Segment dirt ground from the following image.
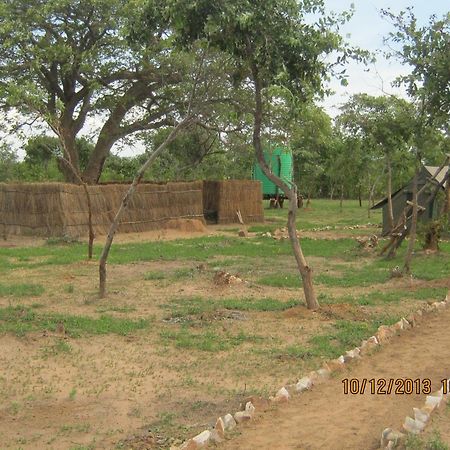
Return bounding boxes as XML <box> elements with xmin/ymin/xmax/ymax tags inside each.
<box><xmin>0</xmin><ymin>225</ymin><xmax>449</xmax><ymax>449</ymax></box>
<box><xmin>220</xmin><ymin>305</ymin><xmax>450</xmax><ymax>450</ymax></box>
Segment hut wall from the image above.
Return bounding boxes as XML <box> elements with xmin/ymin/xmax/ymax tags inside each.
<box><xmin>0</xmin><ymin>181</ymin><xmax>204</xmax><ymax>237</ymax></box>
<box><xmin>203</xmin><ymin>180</ymin><xmax>264</xmax><ymax>224</ymax></box>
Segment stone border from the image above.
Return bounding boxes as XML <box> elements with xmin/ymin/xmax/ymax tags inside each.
<box><xmin>380</xmin><ymin>294</ymin><xmax>450</xmax><ymax>449</ymax></box>
<box><xmin>171</xmin><ymin>293</ymin><xmax>449</xmax><ymax>450</ymax></box>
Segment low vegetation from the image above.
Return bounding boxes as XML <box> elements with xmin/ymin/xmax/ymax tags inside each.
<box><xmin>0</xmin><ymin>200</ymin><xmax>448</xmax><ymax>448</ymax></box>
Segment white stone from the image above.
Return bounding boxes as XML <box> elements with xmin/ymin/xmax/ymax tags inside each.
<box><xmin>316</xmin><ymin>368</ymin><xmax>331</xmax><ymax>379</ymax></box>
<box><xmin>245</xmin><ymin>401</ymin><xmax>255</xmax><ymax>417</ymax></box>
<box><xmin>223</xmin><ymin>413</ymin><xmax>236</xmax><ymax>430</ymax></box>
<box><xmin>403</xmin><ymin>416</ymin><xmax>426</xmax><ymax>434</ymax></box>
<box><xmin>296</xmin><ymin>376</ymin><xmax>313</xmax><ymax>392</ymax></box>
<box><xmin>192</xmin><ymin>430</ymin><xmax>211</xmax><ymax>447</ymax></box>
<box><xmin>425</xmin><ymin>395</ymin><xmax>442</xmax><ymax>410</ymax></box>
<box><xmin>234</xmin><ymin>410</ymin><xmax>252</xmax><ymax>423</ymax></box>
<box><xmin>275</xmin><ymin>387</ymin><xmax>290</xmax><ymax>401</ymax></box>
<box><xmin>413</xmin><ymin>407</ymin><xmax>430</xmax><ymax>424</ymax></box>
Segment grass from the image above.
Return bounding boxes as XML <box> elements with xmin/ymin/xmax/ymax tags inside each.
<box><xmin>162</xmin><ymin>296</ymin><xmax>300</xmax><ymax>318</ymax></box>
<box><xmin>308</xmin><ymin>318</ymin><xmax>399</xmax><ymax>359</ymax></box>
<box><xmin>405</xmin><ymin>430</ymin><xmax>449</xmax><ymax>450</ymax></box>
<box><xmin>160</xmin><ymin>327</ymin><xmax>263</xmax><ymax>352</ymax></box>
<box><xmin>0</xmin><ymin>283</ymin><xmax>45</xmax><ymax>297</ymax></box>
<box><xmin>320</xmin><ymin>287</ymin><xmax>449</xmax><ymax>307</ymax></box>
<box><xmin>0</xmin><ymin>306</ymin><xmax>150</xmax><ymax>337</ymax></box>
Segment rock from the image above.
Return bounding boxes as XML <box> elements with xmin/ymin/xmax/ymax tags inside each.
<box><xmin>223</xmin><ymin>413</ymin><xmax>236</xmax><ymax>431</ymax></box>
<box><xmin>215</xmin><ymin>417</ymin><xmax>225</xmax><ymax>439</ymax></box>
<box><xmin>209</xmin><ymin>429</ymin><xmax>224</xmax><ymax>444</ymax></box>
<box><xmin>381</xmin><ymin>428</ymin><xmax>405</xmax><ymax>448</ymax></box>
<box><xmin>403</xmin><ymin>416</ymin><xmax>426</xmax><ymax>434</ymax></box>
<box><xmin>296</xmin><ymin>376</ymin><xmax>313</xmax><ymax>393</ymax></box>
<box><xmin>192</xmin><ymin>430</ymin><xmax>211</xmax><ymax>447</ymax></box>
<box><xmin>401</xmin><ymin>317</ymin><xmax>411</xmax><ymax>329</ymax></box>
<box><xmin>425</xmin><ymin>395</ymin><xmax>442</xmax><ymax>411</ymax></box>
<box><xmin>238</xmin><ymin>230</ymin><xmax>248</xmax><ymax>237</ymax></box>
<box><xmin>344</xmin><ymin>348</ymin><xmax>361</xmax><ymax>363</ymax></box>
<box><xmin>406</xmin><ymin>314</ymin><xmax>417</xmax><ymax>327</ymax></box>
<box><xmin>360</xmin><ymin>337</ymin><xmax>379</xmax><ymax>355</ymax></box>
<box><xmin>179</xmin><ymin>439</ymin><xmax>198</xmax><ymax>450</ymax></box>
<box><xmin>245</xmin><ymin>401</ymin><xmax>256</xmax><ymax>417</ymax></box>
<box><xmin>377</xmin><ymin>325</ymin><xmax>395</xmax><ymax>343</ymax></box>
<box><xmin>234</xmin><ymin>410</ymin><xmax>252</xmax><ymax>423</ymax></box>
<box><xmin>413</xmin><ymin>408</ymin><xmax>430</xmax><ymax>424</ymax></box>
<box><xmin>271</xmin><ymin>387</ymin><xmax>290</xmax><ymax>403</ymax></box>
<box><xmin>316</xmin><ymin>368</ymin><xmax>331</xmax><ymax>379</ymax></box>
<box><xmin>242</xmin><ymin>396</ymin><xmax>270</xmax><ymax>411</ymax></box>
<box><xmin>325</xmin><ymin>356</ymin><xmax>345</xmax><ymax>372</ymax></box>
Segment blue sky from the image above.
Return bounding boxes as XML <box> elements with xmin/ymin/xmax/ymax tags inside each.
<box><xmin>322</xmin><ymin>0</ymin><xmax>449</xmax><ymax>115</ymax></box>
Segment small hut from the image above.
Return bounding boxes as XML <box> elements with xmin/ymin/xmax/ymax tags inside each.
<box><xmin>203</xmin><ymin>180</ymin><xmax>264</xmax><ymax>224</ymax></box>
<box><xmin>371</xmin><ymin>165</ymin><xmax>447</xmax><ymax>234</ymax></box>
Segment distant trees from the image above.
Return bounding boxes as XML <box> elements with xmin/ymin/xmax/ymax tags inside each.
<box><xmin>0</xmin><ymin>143</ymin><xmax>17</xmax><ymax>182</ymax></box>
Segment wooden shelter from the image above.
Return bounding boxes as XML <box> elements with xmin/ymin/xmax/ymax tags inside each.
<box><xmin>371</xmin><ymin>165</ymin><xmax>447</xmax><ymax>234</ymax></box>
<box><xmin>203</xmin><ymin>180</ymin><xmax>264</xmax><ymax>224</ymax></box>
<box><xmin>0</xmin><ymin>181</ymin><xmax>204</xmax><ymax>237</ymax></box>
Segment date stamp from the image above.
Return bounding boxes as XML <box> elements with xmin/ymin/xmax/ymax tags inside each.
<box><xmin>341</xmin><ymin>378</ymin><xmax>439</xmax><ymax>395</ymax></box>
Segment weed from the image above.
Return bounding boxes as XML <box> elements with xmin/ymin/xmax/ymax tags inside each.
<box><xmin>144</xmin><ymin>271</ymin><xmax>166</xmax><ymax>280</ymax></box>
<box><xmin>65</xmin><ymin>284</ymin><xmax>75</xmax><ymax>294</ymax></box>
<box><xmin>69</xmin><ymin>388</ymin><xmax>77</xmax><ymax>400</ymax></box>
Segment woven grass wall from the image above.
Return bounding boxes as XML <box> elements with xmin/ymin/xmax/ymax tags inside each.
<box><xmin>203</xmin><ymin>180</ymin><xmax>264</xmax><ymax>224</ymax></box>
<box><xmin>0</xmin><ymin>181</ymin><xmax>204</xmax><ymax>237</ymax></box>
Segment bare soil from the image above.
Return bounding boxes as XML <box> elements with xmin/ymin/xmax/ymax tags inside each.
<box><xmin>220</xmin><ymin>306</ymin><xmax>450</xmax><ymax>450</ymax></box>
<box><xmin>0</xmin><ymin>227</ymin><xmax>448</xmax><ymax>449</ymax></box>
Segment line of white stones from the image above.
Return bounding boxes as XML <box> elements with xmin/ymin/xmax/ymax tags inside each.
<box><xmin>172</xmin><ymin>293</ymin><xmax>449</xmax><ymax>450</ymax></box>
<box><xmin>381</xmin><ymin>293</ymin><xmax>450</xmax><ymax>450</ymax></box>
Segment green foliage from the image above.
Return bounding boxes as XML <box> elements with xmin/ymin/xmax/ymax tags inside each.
<box><xmin>383</xmin><ymin>9</ymin><xmax>450</xmax><ymax>127</ymax></box>
<box><xmin>0</xmin><ymin>143</ymin><xmax>17</xmax><ymax>182</ymax></box>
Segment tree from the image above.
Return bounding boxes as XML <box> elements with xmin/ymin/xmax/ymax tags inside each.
<box><xmin>0</xmin><ymin>0</ymin><xmax>193</xmax><ymax>184</ymax></box>
<box><xmin>337</xmin><ymin>94</ymin><xmax>415</xmax><ymax>233</ymax></box>
<box><xmin>164</xmin><ymin>0</ymin><xmax>365</xmax><ymax>310</ymax></box>
<box><xmin>0</xmin><ymin>143</ymin><xmax>17</xmax><ymax>182</ymax></box>
<box><xmin>382</xmin><ymin>9</ymin><xmax>450</xmax><ymax>270</ymax></box>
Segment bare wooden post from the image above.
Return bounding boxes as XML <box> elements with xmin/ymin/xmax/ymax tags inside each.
<box><xmin>98</xmin><ymin>118</ymin><xmax>192</xmax><ymax>298</ymax></box>
<box><xmin>403</xmin><ymin>165</ymin><xmax>419</xmax><ymax>274</ymax></box>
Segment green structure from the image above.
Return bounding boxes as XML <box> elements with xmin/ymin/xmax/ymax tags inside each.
<box><xmin>252</xmin><ymin>147</ymin><xmax>293</xmax><ymax>206</ymax></box>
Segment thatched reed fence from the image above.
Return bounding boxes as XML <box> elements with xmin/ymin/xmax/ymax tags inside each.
<box><xmin>0</xmin><ymin>181</ymin><xmax>204</xmax><ymax>237</ymax></box>
<box><xmin>203</xmin><ymin>180</ymin><xmax>264</xmax><ymax>224</ymax></box>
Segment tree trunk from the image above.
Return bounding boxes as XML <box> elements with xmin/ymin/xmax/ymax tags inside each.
<box><xmin>251</xmin><ymin>65</ymin><xmax>319</xmax><ymax>310</ymax></box>
<box><xmin>58</xmin><ymin>130</ymin><xmax>81</xmax><ymax>184</ymax></box>
<box><xmin>358</xmin><ymin>184</ymin><xmax>362</xmax><ymax>207</ymax></box>
<box><xmin>386</xmin><ymin>155</ymin><xmax>394</xmax><ymax>233</ymax></box>
<box><xmin>340</xmin><ymin>184</ymin><xmax>344</xmax><ymax>211</ymax></box>
<box><xmin>442</xmin><ymin>164</ymin><xmax>450</xmax><ymax>220</ymax></box>
<box><xmin>98</xmin><ymin>118</ymin><xmax>192</xmax><ymax>298</ymax></box>
<box><xmin>403</xmin><ymin>164</ymin><xmax>419</xmax><ymax>274</ymax></box>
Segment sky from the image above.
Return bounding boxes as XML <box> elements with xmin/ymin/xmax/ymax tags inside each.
<box><xmin>321</xmin><ymin>0</ymin><xmax>449</xmax><ymax>116</ymax></box>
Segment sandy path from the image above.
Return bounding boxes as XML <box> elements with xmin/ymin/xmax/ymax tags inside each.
<box><xmin>221</xmin><ymin>306</ymin><xmax>450</xmax><ymax>450</ymax></box>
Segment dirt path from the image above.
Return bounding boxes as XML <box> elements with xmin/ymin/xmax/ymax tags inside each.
<box><xmin>220</xmin><ymin>305</ymin><xmax>450</xmax><ymax>450</ymax></box>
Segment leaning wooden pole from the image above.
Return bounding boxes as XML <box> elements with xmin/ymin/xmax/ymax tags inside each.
<box><xmin>98</xmin><ymin>118</ymin><xmax>192</xmax><ymax>298</ymax></box>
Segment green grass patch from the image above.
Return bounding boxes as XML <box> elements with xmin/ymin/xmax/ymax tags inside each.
<box><xmin>162</xmin><ymin>296</ymin><xmax>300</xmax><ymax>318</ymax></box>
<box><xmin>0</xmin><ymin>306</ymin><xmax>150</xmax><ymax>337</ymax></box>
<box><xmin>160</xmin><ymin>327</ymin><xmax>262</xmax><ymax>352</ymax></box>
<box><xmin>309</xmin><ymin>318</ymin><xmax>399</xmax><ymax>359</ymax></box>
<box><xmin>405</xmin><ymin>430</ymin><xmax>448</xmax><ymax>450</ymax></box>
<box><xmin>144</xmin><ymin>271</ymin><xmax>167</xmax><ymax>280</ymax></box>
<box><xmin>257</xmin><ymin>273</ymin><xmax>301</xmax><ymax>288</ymax></box>
<box><xmin>0</xmin><ymin>283</ymin><xmax>45</xmax><ymax>297</ymax></box>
